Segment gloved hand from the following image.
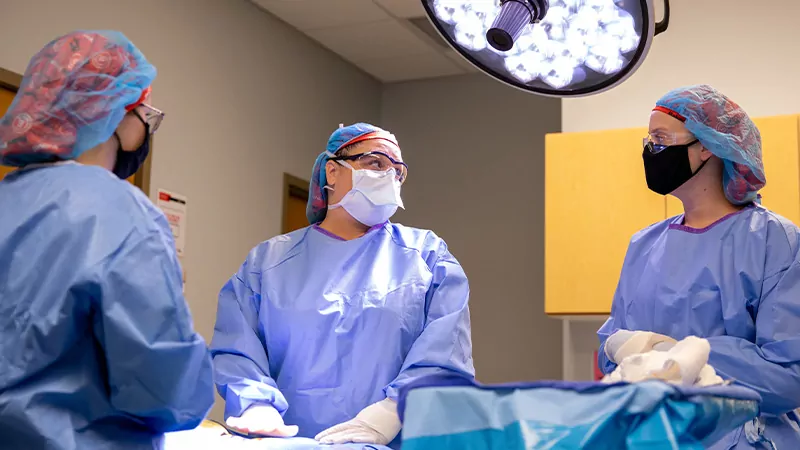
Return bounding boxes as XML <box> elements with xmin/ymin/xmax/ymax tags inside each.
<box><xmin>602</xmin><ymin>336</ymin><xmax>724</xmax><ymax>387</ymax></box>
<box><xmin>315</xmin><ymin>398</ymin><xmax>401</xmax><ymax>445</ymax></box>
<box><xmin>225</xmin><ymin>404</ymin><xmax>299</xmax><ymax>437</ymax></box>
<box><xmin>649</xmin><ymin>336</ymin><xmax>723</xmax><ymax>386</ymax></box>
<box><xmin>604</xmin><ymin>330</ymin><xmax>677</xmax><ymax>364</ymax></box>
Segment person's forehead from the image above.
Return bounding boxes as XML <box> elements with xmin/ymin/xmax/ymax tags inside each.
<box><xmin>649</xmin><ymin>110</ymin><xmax>689</xmax><ymax>134</ymax></box>
<box><xmin>360</xmin><ymin>140</ymin><xmax>402</xmax><ymax>161</ymax></box>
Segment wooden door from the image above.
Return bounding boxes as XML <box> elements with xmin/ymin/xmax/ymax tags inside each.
<box><xmin>0</xmin><ymin>86</ymin><xmax>15</xmax><ymax>180</ymax></box>
<box><xmin>545</xmin><ymin>127</ymin><xmax>667</xmax><ymax>315</ymax></box>
<box><xmin>283</xmin><ymin>174</ymin><xmax>310</xmax><ymax>233</ymax></box>
<box><xmin>285</xmin><ymin>194</ymin><xmax>308</xmax><ymax>232</ymax></box>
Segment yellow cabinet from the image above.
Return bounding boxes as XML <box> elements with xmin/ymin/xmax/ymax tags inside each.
<box><xmin>545</xmin><ymin>127</ymin><xmax>666</xmax><ymax>315</ymax></box>
<box><xmin>550</xmin><ymin>115</ymin><xmax>800</xmax><ymax>316</ymax></box>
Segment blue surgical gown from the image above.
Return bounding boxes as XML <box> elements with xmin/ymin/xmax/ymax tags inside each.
<box><xmin>210</xmin><ymin>223</ymin><xmax>475</xmax><ymax>449</ymax></box>
<box><xmin>0</xmin><ymin>163</ymin><xmax>215</xmax><ymax>450</ymax></box>
<box><xmin>598</xmin><ymin>205</ymin><xmax>800</xmax><ymax>450</ymax></box>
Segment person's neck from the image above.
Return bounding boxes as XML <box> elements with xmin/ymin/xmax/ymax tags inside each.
<box><xmin>75</xmin><ymin>142</ymin><xmax>116</xmax><ymax>171</ymax></box>
<box><xmin>677</xmin><ymin>180</ymin><xmax>743</xmax><ymax>229</ymax></box>
<box><xmin>319</xmin><ymin>209</ymin><xmax>370</xmax><ymax>241</ymax></box>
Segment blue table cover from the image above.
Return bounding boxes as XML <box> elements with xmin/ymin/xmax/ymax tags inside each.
<box><xmin>398</xmin><ymin>375</ymin><xmax>762</xmax><ymax>450</ymax></box>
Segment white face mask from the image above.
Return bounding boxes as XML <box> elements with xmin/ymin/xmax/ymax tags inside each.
<box><xmin>328</xmin><ymin>161</ymin><xmax>404</xmax><ymax>227</ymax></box>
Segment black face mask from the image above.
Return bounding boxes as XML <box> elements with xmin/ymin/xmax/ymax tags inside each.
<box><xmin>642</xmin><ymin>139</ymin><xmax>708</xmax><ymax>195</ymax></box>
<box><xmin>112</xmin><ymin>114</ymin><xmax>151</xmax><ymax>179</ymax></box>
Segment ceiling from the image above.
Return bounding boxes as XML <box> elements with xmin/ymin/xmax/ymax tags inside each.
<box><xmin>251</xmin><ymin>0</ymin><xmax>479</xmax><ymax>82</ymax></box>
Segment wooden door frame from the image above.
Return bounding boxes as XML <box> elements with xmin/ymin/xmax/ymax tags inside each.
<box><xmin>282</xmin><ymin>173</ymin><xmax>310</xmax><ymax>234</ymax></box>
<box><xmin>0</xmin><ymin>68</ymin><xmax>22</xmax><ymax>91</ymax></box>
<box><xmin>0</xmin><ymin>67</ymin><xmax>152</xmax><ymax>195</ymax></box>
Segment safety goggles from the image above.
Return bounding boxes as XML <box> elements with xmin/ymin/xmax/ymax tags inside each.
<box><xmin>136</xmin><ymin>103</ymin><xmax>165</xmax><ymax>134</ymax></box>
<box><xmin>329</xmin><ymin>151</ymin><xmax>409</xmax><ymax>184</ymax></box>
<box><xmin>643</xmin><ymin>132</ymin><xmax>698</xmax><ymax>154</ymax></box>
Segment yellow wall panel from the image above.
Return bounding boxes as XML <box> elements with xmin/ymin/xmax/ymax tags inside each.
<box><xmin>754</xmin><ymin>115</ymin><xmax>800</xmax><ymax>224</ymax></box>
<box><xmin>545</xmin><ymin>127</ymin><xmax>666</xmax><ymax>315</ymax></box>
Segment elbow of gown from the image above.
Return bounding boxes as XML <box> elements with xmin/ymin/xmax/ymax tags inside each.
<box><xmin>708</xmin><ymin>335</ymin><xmax>800</xmax><ymax>416</ymax></box>
<box><xmin>158</xmin><ymin>336</ymin><xmax>216</xmax><ymax>432</ymax></box>
<box><xmin>101</xmin><ymin>233</ymin><xmax>216</xmax><ymax>433</ymax></box>
<box><xmin>113</xmin><ymin>333</ymin><xmax>216</xmax><ymax>433</ymax></box>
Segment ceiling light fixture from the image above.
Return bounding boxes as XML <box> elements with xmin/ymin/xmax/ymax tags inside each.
<box><xmin>422</xmin><ymin>0</ymin><xmax>670</xmax><ymax>97</ymax></box>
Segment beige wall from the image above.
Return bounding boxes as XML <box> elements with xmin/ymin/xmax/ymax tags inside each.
<box><xmin>381</xmin><ymin>74</ymin><xmax>564</xmax><ymax>383</ymax></box>
<box><xmin>0</xmin><ymin>0</ymin><xmax>381</xmax><ymax>419</ymax></box>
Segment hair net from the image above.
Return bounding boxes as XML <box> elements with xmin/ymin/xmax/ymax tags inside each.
<box><xmin>654</xmin><ymin>84</ymin><xmax>764</xmax><ymax>205</ymax></box>
<box><xmin>0</xmin><ymin>30</ymin><xmax>156</xmax><ymax>167</ymax></box>
<box><xmin>306</xmin><ymin>122</ymin><xmax>400</xmax><ymax>224</ymax></box>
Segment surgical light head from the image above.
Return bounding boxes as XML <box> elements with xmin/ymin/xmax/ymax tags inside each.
<box><xmin>423</xmin><ymin>0</ymin><xmax>670</xmax><ymax>97</ymax></box>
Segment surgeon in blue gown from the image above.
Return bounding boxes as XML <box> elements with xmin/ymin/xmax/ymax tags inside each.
<box><xmin>0</xmin><ymin>31</ymin><xmax>214</xmax><ymax>449</ymax></box>
<box><xmin>211</xmin><ymin>123</ymin><xmax>475</xmax><ymax>448</ymax></box>
<box><xmin>598</xmin><ymin>85</ymin><xmax>800</xmax><ymax>449</ymax></box>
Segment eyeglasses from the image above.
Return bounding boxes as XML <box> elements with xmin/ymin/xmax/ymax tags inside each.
<box><xmin>330</xmin><ymin>151</ymin><xmax>409</xmax><ymax>184</ymax></box>
<box><xmin>643</xmin><ymin>132</ymin><xmax>697</xmax><ymax>154</ymax></box>
<box><xmin>136</xmin><ymin>103</ymin><xmax>165</xmax><ymax>134</ymax></box>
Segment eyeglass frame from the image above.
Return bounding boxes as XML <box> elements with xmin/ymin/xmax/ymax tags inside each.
<box><xmin>328</xmin><ymin>151</ymin><xmax>409</xmax><ymax>184</ymax></box>
<box><xmin>643</xmin><ymin>136</ymin><xmax>700</xmax><ymax>154</ymax></box>
<box><xmin>134</xmin><ymin>103</ymin><xmax>165</xmax><ymax>134</ymax></box>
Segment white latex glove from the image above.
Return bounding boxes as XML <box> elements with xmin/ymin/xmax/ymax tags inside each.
<box><xmin>605</xmin><ymin>351</ymin><xmax>670</xmax><ymax>383</ymax></box>
<box><xmin>650</xmin><ymin>337</ymin><xmax>724</xmax><ymax>386</ymax></box>
<box><xmin>225</xmin><ymin>404</ymin><xmax>299</xmax><ymax>437</ymax></box>
<box><xmin>605</xmin><ymin>330</ymin><xmax>677</xmax><ymax>364</ymax></box>
<box><xmin>315</xmin><ymin>398</ymin><xmax>401</xmax><ymax>445</ymax></box>
<box><xmin>602</xmin><ymin>336</ymin><xmax>724</xmax><ymax>387</ymax></box>
<box><xmin>650</xmin><ymin>336</ymin><xmax>710</xmax><ymax>384</ymax></box>
<box><xmin>694</xmin><ymin>364</ymin><xmax>725</xmax><ymax>387</ymax></box>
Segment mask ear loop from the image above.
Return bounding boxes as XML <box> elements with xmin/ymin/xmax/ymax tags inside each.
<box><xmin>687</xmin><ymin>140</ymin><xmax>708</xmax><ymax>177</ymax></box>
<box><xmin>324</xmin><ymin>151</ymin><xmax>359</xmax><ymax>210</ymax></box>
<box><xmin>113</xmin><ymin>132</ymin><xmax>123</xmax><ymax>152</ymax></box>
<box><xmin>323</xmin><ymin>151</ymin><xmax>355</xmax><ymax>195</ymax></box>
<box><xmin>692</xmin><ymin>158</ymin><xmax>710</xmax><ymax>176</ymax></box>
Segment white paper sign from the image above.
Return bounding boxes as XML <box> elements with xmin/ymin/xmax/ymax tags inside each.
<box><xmin>156</xmin><ymin>189</ymin><xmax>187</xmax><ymax>256</ymax></box>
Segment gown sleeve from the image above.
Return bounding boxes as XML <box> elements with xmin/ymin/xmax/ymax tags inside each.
<box><xmin>597</xmin><ymin>284</ymin><xmax>628</xmax><ymax>375</ymax></box>
<box><xmin>210</xmin><ymin>248</ymin><xmax>289</xmax><ymax>419</ymax></box>
<box><xmin>597</xmin><ymin>234</ymin><xmax>639</xmax><ymax>375</ymax></box>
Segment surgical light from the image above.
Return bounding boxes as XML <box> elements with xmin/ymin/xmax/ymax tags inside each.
<box><xmin>422</xmin><ymin>0</ymin><xmax>671</xmax><ymax>97</ymax></box>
